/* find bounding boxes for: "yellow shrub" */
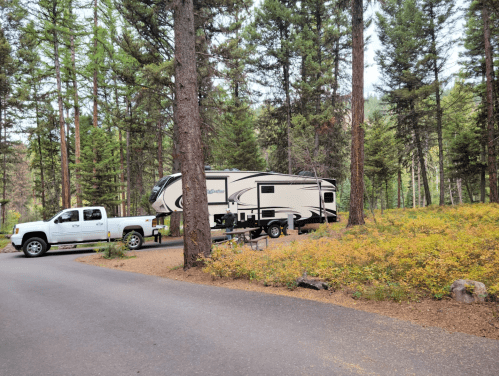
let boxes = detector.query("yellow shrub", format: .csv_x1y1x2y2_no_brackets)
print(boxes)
203,204,499,301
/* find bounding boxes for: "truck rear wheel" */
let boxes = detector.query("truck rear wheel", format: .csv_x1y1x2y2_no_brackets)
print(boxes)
125,231,143,250
23,237,48,258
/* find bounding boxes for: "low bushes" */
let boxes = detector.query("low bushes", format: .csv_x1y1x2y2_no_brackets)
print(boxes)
204,204,499,301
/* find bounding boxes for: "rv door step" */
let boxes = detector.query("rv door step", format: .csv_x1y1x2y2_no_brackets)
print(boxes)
248,235,269,250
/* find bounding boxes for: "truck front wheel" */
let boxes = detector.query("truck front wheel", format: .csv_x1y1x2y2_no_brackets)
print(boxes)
23,237,48,258
124,231,143,250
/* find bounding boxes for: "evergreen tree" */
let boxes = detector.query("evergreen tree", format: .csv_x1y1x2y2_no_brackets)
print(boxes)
376,0,433,206
80,117,122,211
246,0,297,174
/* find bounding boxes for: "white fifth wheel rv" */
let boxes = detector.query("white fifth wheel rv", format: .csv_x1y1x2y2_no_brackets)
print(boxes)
149,170,337,238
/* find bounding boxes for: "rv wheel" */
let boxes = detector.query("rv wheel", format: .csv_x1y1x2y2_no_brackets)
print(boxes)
251,228,262,237
267,223,281,238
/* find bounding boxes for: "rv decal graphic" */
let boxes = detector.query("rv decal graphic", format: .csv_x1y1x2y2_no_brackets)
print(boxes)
207,189,225,194
228,187,254,205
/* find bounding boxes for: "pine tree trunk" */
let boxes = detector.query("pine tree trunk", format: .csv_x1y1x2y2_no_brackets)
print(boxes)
53,30,70,209
428,4,445,206
170,94,181,237
347,0,365,227
397,166,401,208
457,178,463,204
174,0,212,269
126,99,131,216
70,3,82,207
158,120,163,179
284,61,292,175
412,155,416,208
479,138,486,202
412,114,431,206
449,179,454,205
483,5,498,203
2,121,6,225
93,0,98,129
33,85,47,219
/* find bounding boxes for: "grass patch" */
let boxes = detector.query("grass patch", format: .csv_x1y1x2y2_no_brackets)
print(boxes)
203,204,499,301
97,242,135,259
0,237,11,249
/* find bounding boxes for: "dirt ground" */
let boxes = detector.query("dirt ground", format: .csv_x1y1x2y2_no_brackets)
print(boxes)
74,231,499,341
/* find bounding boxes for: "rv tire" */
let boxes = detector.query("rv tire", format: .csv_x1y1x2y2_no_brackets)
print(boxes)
267,223,281,238
251,228,262,237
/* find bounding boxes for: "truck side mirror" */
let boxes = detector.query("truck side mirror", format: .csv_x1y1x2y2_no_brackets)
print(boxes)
54,218,59,224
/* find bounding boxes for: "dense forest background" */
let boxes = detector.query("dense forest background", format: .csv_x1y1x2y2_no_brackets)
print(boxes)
0,0,497,230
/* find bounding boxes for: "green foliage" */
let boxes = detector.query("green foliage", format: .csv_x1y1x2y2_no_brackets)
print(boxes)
80,117,122,211
1,209,20,233
98,241,133,259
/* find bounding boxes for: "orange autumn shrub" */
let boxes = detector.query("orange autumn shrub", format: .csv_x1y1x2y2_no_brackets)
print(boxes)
204,204,499,301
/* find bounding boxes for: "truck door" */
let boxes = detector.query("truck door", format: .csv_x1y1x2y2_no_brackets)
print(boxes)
81,208,107,241
50,209,82,243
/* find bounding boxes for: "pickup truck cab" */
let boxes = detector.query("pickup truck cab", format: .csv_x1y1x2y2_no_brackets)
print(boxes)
11,206,163,258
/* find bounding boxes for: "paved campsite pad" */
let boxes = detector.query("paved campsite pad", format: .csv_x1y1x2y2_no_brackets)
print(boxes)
77,234,499,340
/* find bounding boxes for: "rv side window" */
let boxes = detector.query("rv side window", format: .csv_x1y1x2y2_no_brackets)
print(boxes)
261,210,275,218
324,192,334,203
261,186,274,194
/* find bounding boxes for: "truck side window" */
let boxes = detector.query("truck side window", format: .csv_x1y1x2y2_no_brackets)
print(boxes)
60,210,79,223
324,192,334,203
84,209,102,221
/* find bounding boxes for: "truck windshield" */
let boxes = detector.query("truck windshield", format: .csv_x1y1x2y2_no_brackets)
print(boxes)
149,176,172,204
45,210,64,222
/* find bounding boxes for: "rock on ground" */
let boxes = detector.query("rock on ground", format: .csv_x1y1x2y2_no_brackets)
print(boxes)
450,279,487,304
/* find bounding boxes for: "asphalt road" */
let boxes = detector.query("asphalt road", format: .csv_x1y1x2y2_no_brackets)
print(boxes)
1,245,498,376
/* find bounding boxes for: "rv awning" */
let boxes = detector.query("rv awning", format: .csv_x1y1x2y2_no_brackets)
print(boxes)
255,180,320,184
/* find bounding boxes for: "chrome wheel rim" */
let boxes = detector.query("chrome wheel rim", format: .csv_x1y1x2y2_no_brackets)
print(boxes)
270,226,280,238
128,235,140,248
27,241,43,255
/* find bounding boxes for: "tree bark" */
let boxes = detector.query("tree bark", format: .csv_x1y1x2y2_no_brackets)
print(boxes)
412,154,416,208
53,30,70,209
412,113,431,205
429,4,445,206
483,5,498,203
169,93,182,237
397,165,401,208
70,3,82,207
174,0,212,269
126,98,131,217
347,0,365,227
34,89,46,219
93,0,98,129
449,179,454,206
284,53,292,174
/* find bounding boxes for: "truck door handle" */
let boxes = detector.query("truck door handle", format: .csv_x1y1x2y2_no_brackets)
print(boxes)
96,223,103,226
72,225,79,227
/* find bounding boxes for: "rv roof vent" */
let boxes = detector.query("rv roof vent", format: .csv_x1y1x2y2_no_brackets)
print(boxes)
298,171,314,177
205,165,211,171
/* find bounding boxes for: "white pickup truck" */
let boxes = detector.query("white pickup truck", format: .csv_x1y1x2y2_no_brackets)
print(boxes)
11,206,163,258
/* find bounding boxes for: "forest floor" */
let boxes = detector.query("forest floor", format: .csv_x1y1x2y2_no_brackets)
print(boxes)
75,231,499,341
